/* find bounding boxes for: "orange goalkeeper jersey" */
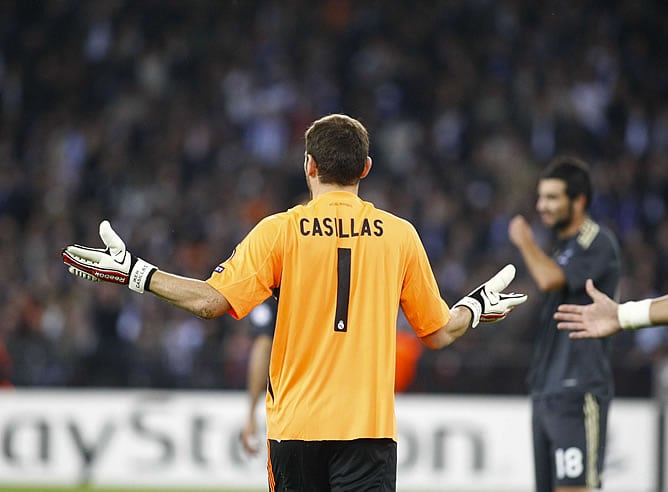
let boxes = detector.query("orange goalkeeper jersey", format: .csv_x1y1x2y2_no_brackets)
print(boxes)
207,190,450,441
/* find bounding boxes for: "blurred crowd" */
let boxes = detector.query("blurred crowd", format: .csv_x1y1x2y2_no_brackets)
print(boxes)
1,0,667,396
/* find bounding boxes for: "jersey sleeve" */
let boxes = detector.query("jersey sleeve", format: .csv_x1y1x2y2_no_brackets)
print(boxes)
206,216,283,320
399,224,451,338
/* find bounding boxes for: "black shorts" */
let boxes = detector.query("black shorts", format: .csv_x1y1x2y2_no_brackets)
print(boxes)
532,393,610,492
267,438,397,492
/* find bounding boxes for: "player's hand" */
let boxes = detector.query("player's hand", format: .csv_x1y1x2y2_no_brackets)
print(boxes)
454,264,528,328
508,215,534,248
555,279,623,338
62,220,157,293
240,415,261,456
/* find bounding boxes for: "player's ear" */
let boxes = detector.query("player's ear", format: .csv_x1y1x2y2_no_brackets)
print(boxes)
305,153,318,177
360,157,372,179
573,193,587,215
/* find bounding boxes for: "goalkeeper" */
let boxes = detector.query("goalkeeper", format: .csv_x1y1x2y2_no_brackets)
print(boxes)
62,114,526,491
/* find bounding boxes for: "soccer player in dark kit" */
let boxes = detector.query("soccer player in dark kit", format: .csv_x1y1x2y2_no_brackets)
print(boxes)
509,156,621,492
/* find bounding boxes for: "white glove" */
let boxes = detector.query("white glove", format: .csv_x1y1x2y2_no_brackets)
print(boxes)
453,264,527,328
62,220,157,293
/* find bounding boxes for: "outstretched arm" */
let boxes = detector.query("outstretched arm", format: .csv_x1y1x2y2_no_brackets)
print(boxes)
420,306,473,349
62,220,230,318
646,297,668,326
555,279,668,338
148,270,230,319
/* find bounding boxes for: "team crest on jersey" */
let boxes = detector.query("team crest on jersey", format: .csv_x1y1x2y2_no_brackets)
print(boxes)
556,248,574,266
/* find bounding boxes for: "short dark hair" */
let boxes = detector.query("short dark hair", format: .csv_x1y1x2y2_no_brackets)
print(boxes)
541,155,593,209
305,114,369,185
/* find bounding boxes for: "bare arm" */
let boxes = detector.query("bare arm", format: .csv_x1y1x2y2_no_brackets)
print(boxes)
62,221,231,319
148,270,231,319
420,306,472,350
508,215,565,291
649,297,668,325
240,334,272,455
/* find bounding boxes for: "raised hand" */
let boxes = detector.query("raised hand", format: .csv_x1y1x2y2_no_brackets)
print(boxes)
454,264,528,328
62,220,157,293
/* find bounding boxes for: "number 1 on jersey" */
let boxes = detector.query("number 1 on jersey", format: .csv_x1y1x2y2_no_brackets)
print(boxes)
334,248,351,332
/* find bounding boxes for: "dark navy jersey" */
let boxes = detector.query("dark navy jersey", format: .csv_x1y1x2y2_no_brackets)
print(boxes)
248,298,277,338
528,218,621,398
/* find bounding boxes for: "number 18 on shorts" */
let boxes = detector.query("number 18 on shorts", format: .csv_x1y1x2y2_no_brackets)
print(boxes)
532,393,609,491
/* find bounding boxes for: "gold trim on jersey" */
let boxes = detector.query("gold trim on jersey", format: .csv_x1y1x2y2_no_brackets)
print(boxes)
577,218,599,250
584,392,600,488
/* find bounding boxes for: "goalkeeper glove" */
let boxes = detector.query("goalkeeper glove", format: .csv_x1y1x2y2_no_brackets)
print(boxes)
62,220,157,294
454,264,527,328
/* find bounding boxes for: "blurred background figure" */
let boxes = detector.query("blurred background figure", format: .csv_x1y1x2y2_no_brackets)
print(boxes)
395,328,424,393
395,311,425,393
0,340,14,389
240,298,276,456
